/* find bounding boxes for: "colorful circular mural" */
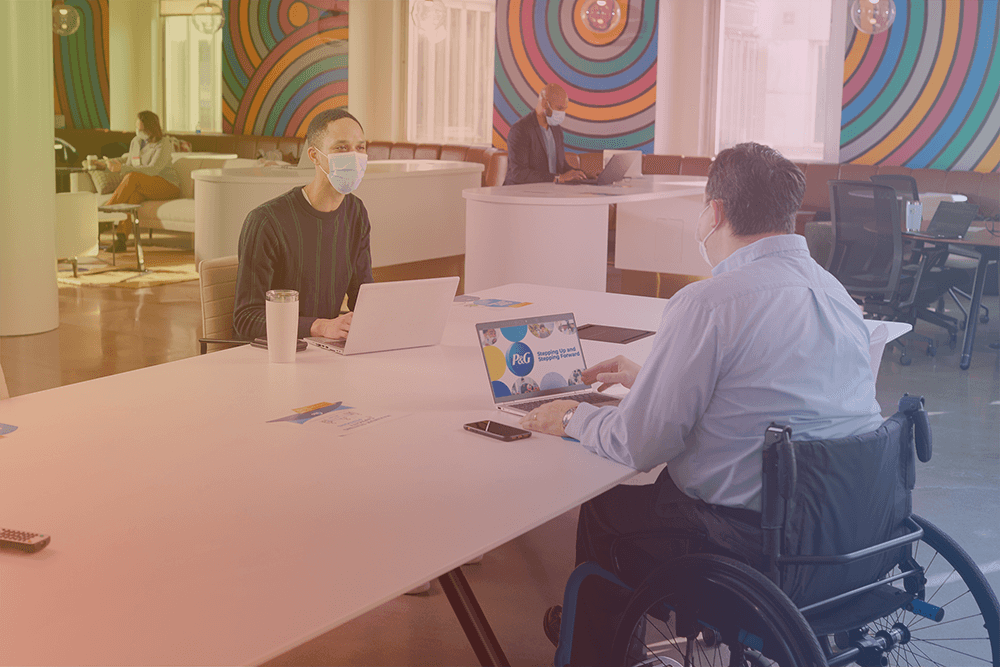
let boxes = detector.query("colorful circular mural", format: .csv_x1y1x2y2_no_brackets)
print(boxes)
841,0,1000,172
493,0,658,153
223,0,348,137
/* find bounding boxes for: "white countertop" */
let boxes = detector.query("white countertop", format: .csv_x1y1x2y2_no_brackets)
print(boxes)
463,174,708,205
193,159,483,184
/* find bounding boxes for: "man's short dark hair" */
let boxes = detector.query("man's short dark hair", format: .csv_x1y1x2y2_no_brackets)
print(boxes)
705,142,805,236
306,108,364,149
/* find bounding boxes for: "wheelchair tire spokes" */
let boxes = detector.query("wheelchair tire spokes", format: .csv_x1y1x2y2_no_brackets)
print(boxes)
848,515,999,667
612,554,827,667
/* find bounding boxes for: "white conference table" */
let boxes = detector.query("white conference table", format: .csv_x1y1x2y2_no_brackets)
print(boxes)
193,159,483,266
0,284,660,666
463,175,710,293
0,283,908,666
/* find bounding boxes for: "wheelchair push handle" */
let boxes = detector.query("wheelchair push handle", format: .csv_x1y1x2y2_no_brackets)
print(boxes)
899,393,932,463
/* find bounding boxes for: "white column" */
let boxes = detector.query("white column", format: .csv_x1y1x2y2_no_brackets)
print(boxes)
348,0,406,141
0,0,59,337
109,0,160,130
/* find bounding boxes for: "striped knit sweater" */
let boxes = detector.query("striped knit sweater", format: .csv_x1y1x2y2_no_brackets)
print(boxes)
233,187,373,340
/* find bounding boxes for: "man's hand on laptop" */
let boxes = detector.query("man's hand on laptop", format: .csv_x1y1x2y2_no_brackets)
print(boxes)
555,169,587,184
310,312,353,340
582,356,641,392
520,399,579,436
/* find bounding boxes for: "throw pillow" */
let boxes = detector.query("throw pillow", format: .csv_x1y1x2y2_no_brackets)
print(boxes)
167,135,192,153
89,169,124,195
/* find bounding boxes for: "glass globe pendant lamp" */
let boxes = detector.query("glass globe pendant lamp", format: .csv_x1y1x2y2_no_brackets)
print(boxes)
191,1,225,34
52,2,81,37
850,0,896,35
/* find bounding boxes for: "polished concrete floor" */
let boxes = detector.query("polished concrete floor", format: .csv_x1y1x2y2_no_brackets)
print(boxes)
1,242,998,666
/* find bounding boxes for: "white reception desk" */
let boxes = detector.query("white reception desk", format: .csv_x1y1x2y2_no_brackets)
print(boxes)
463,175,710,293
193,160,483,266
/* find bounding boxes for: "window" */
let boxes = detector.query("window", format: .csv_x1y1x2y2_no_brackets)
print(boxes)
161,2,223,133
716,0,833,160
406,0,495,145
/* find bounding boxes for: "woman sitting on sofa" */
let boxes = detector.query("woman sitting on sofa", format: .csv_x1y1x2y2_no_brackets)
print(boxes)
94,110,180,251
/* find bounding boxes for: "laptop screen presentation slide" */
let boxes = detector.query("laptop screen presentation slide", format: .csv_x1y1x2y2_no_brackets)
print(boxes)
476,313,620,415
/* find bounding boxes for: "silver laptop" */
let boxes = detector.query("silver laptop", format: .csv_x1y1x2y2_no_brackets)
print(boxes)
475,313,621,415
305,276,459,355
565,153,632,186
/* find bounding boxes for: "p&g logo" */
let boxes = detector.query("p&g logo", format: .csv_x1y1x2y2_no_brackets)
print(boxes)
506,341,534,377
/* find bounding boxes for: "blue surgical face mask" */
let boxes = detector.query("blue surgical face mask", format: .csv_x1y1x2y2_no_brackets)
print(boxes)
697,202,720,268
548,108,566,127
313,149,367,194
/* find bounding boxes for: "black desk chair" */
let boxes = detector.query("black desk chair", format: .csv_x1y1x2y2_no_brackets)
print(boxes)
553,396,1000,666
828,180,963,364
870,175,989,329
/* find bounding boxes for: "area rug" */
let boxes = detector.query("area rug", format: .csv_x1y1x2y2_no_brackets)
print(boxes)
57,246,199,289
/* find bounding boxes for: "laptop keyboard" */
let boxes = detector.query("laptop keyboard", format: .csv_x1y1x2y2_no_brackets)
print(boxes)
513,391,620,413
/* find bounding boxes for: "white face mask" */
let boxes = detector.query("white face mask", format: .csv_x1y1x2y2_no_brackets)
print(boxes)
314,149,367,194
696,202,720,268
136,129,150,142
548,108,566,127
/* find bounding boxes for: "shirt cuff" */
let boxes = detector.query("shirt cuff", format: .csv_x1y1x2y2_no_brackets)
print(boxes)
564,401,598,440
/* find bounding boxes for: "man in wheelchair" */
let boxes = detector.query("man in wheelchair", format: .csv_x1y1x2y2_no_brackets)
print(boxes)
520,143,999,666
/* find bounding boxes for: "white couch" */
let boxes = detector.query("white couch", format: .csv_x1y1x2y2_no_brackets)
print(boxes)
70,153,235,236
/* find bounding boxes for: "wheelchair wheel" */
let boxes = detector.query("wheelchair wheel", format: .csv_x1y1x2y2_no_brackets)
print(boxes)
611,554,827,667
858,514,999,667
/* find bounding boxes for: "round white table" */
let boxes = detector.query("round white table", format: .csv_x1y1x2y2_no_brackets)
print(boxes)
193,160,484,266
463,175,710,293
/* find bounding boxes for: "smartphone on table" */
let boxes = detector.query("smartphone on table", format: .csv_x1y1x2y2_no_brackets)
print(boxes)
252,337,308,352
464,420,532,442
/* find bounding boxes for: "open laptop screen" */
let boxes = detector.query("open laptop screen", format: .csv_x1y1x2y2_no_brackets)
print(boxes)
476,313,589,405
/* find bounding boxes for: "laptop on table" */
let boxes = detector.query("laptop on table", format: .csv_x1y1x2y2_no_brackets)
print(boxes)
908,201,979,240
475,313,621,416
305,276,459,355
564,153,633,186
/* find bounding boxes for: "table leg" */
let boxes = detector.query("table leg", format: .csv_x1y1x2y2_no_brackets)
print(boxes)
131,213,146,272
959,251,991,370
438,567,511,667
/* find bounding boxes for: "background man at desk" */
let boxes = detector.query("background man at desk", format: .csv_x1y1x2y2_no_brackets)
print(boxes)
234,109,373,340
520,142,884,663
502,83,588,185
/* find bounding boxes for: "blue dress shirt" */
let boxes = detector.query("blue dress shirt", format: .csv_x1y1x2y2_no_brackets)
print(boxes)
565,234,884,511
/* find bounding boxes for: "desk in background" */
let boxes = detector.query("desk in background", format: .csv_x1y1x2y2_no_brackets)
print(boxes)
193,160,483,268
463,176,710,293
904,227,1000,369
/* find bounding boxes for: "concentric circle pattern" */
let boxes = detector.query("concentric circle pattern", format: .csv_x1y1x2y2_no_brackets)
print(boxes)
54,0,110,130
223,0,348,137
493,0,658,153
841,0,1000,172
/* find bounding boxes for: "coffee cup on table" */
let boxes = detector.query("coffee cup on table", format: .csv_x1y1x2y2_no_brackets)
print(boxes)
265,290,299,363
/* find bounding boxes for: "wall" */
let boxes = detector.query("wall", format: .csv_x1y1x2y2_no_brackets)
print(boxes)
54,0,110,130
841,0,1000,172
222,0,349,137
493,0,659,153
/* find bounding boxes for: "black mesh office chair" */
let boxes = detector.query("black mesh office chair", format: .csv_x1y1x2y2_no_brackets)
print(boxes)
828,181,963,364
869,175,989,329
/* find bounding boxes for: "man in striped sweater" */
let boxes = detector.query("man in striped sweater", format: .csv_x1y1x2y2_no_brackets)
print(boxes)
233,109,373,341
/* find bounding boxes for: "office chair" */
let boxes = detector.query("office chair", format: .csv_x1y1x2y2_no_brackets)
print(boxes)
828,181,962,364
198,255,246,354
869,175,988,328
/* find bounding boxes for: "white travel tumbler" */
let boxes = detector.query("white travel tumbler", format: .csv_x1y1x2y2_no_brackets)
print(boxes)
265,290,299,363
905,201,923,232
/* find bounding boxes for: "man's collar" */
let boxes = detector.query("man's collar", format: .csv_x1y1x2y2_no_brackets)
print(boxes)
711,234,809,277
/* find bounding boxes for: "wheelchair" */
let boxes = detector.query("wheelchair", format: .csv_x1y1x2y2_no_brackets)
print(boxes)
555,395,1000,666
